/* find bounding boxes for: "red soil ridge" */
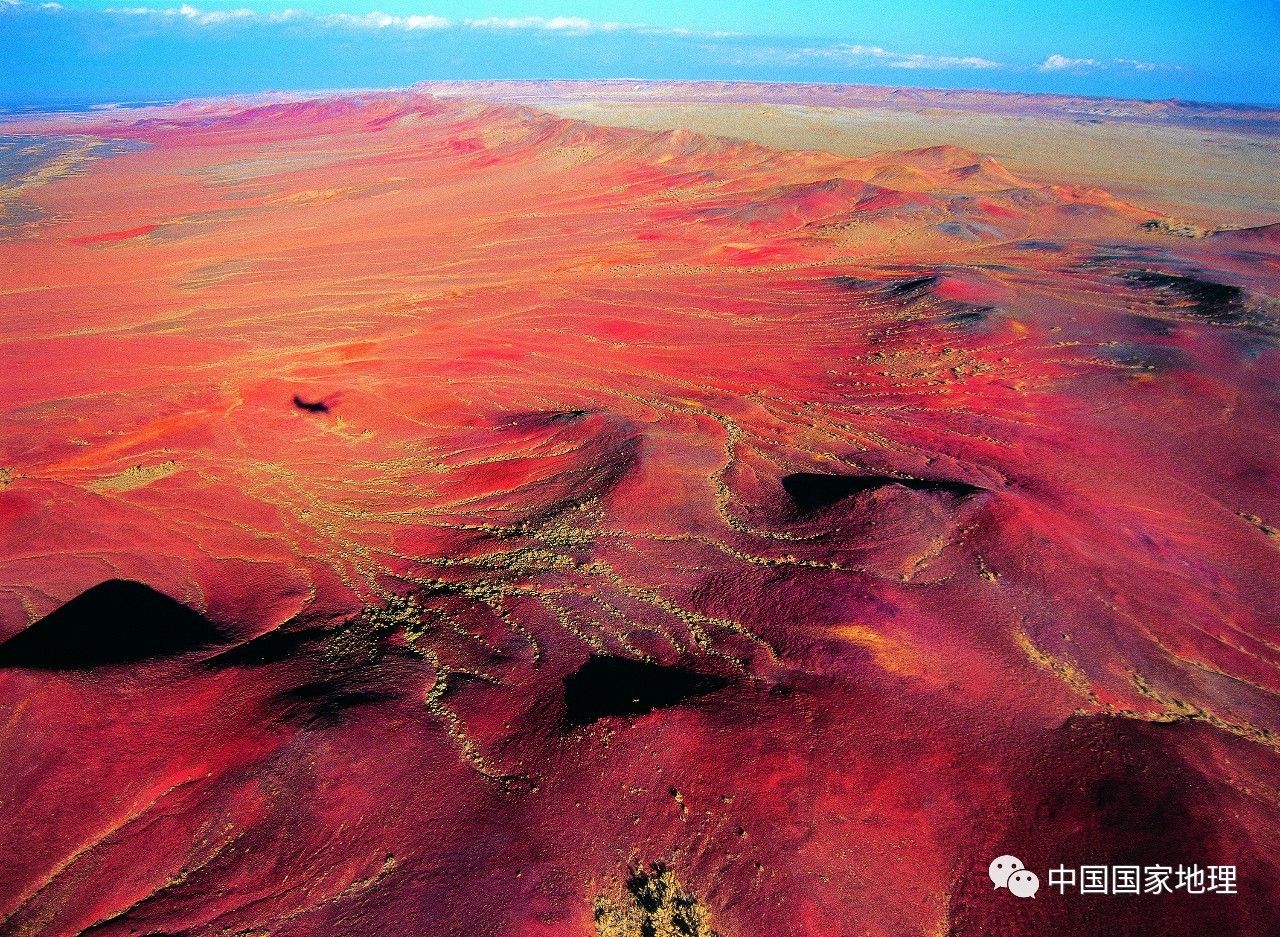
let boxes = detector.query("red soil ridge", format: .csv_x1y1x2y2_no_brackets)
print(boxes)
0,91,1278,937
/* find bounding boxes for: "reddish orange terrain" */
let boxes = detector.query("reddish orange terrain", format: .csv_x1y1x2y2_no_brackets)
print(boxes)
1,91,1279,937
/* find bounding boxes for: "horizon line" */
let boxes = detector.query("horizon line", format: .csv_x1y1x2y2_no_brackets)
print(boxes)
6,77,1280,114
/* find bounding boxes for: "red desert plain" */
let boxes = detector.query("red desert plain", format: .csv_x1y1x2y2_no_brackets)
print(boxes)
1,83,1279,936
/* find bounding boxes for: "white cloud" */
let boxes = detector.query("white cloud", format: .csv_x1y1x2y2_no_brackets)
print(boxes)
111,5,448,29
85,4,669,35
465,15,722,36
890,53,1001,70
1038,53,1181,73
1114,57,1181,72
90,4,676,36
7,2,719,38
769,43,1002,70
114,4,268,26
322,11,449,30
107,4,451,30
1038,53,1104,71
466,16,622,33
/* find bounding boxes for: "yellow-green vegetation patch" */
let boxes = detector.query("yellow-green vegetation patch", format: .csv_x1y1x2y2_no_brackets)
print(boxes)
595,865,722,937
88,459,183,493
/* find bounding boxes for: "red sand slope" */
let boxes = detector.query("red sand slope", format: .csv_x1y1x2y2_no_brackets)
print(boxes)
1,92,1278,936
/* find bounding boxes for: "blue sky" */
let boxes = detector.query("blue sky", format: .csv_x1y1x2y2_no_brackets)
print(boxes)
3,0,1278,106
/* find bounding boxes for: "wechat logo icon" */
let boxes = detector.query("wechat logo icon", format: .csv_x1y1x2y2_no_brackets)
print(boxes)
990,855,1040,898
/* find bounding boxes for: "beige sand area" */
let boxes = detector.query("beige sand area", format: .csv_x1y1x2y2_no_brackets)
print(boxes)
542,102,1280,228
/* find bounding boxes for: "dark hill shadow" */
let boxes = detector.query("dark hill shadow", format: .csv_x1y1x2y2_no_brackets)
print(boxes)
563,655,728,728
781,472,984,515
0,579,227,670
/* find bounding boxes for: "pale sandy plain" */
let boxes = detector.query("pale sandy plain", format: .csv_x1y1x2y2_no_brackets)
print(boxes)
426,80,1280,227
